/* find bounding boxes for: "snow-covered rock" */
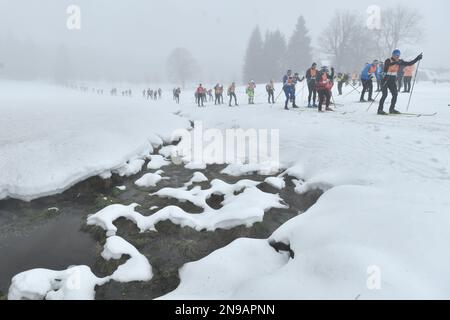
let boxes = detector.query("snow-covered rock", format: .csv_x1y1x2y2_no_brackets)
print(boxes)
8,266,108,300
102,236,152,283
147,155,170,170
135,170,164,187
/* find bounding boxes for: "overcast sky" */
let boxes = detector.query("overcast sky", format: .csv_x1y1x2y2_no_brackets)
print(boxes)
0,0,448,82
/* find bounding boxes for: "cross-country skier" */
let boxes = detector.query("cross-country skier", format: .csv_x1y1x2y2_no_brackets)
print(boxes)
378,49,423,115
376,61,384,92
228,82,238,107
336,73,346,96
292,72,305,103
219,84,224,104
282,70,298,110
266,80,275,104
246,80,256,104
402,65,415,93
306,63,318,108
360,60,378,102
196,84,205,107
316,66,335,113
174,87,181,104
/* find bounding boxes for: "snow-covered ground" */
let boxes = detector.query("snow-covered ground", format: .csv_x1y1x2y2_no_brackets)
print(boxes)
2,79,450,299
0,80,189,201
162,81,450,300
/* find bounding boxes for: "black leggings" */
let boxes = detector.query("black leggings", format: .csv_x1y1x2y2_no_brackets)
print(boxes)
379,77,398,112
318,89,331,111
403,77,412,92
229,92,237,106
267,91,275,103
361,79,373,100
308,81,317,105
338,82,343,95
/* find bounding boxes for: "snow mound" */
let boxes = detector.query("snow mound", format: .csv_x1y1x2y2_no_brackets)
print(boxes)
8,235,152,300
87,203,141,237
184,172,208,188
221,162,280,176
102,236,153,282
147,155,170,170
135,170,164,187
8,266,108,300
88,179,287,232
264,177,286,190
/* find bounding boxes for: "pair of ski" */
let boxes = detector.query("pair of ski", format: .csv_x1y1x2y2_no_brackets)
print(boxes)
382,112,437,118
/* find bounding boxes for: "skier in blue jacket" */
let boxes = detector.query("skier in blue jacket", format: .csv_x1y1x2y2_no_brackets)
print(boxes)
360,60,378,102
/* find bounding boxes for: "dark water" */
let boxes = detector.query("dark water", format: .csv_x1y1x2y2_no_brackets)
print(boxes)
0,157,322,300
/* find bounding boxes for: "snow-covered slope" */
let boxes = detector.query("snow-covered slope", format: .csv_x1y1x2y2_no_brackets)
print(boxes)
0,80,190,201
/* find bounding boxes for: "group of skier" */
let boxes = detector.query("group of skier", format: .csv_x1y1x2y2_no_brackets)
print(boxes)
230,49,423,115
195,83,238,107
143,88,162,100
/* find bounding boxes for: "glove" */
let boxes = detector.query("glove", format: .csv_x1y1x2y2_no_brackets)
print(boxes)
416,53,423,60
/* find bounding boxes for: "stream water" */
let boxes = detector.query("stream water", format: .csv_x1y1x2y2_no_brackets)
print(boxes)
0,156,322,300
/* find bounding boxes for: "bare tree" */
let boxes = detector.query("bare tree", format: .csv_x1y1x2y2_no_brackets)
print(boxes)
319,11,369,72
376,5,423,57
166,47,200,88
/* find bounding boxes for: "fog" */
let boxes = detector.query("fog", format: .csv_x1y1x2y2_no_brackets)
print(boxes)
0,0,448,84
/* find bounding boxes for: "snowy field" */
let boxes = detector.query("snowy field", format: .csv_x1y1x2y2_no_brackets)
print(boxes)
0,80,189,201
2,79,450,299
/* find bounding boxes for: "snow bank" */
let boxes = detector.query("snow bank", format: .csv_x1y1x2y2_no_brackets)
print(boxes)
0,80,189,201
160,239,290,300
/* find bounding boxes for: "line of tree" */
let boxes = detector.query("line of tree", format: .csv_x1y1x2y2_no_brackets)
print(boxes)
243,6,423,81
243,15,312,83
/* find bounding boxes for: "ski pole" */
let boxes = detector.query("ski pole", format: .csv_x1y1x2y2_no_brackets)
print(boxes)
406,58,421,112
343,85,360,98
273,88,284,104
367,79,389,112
